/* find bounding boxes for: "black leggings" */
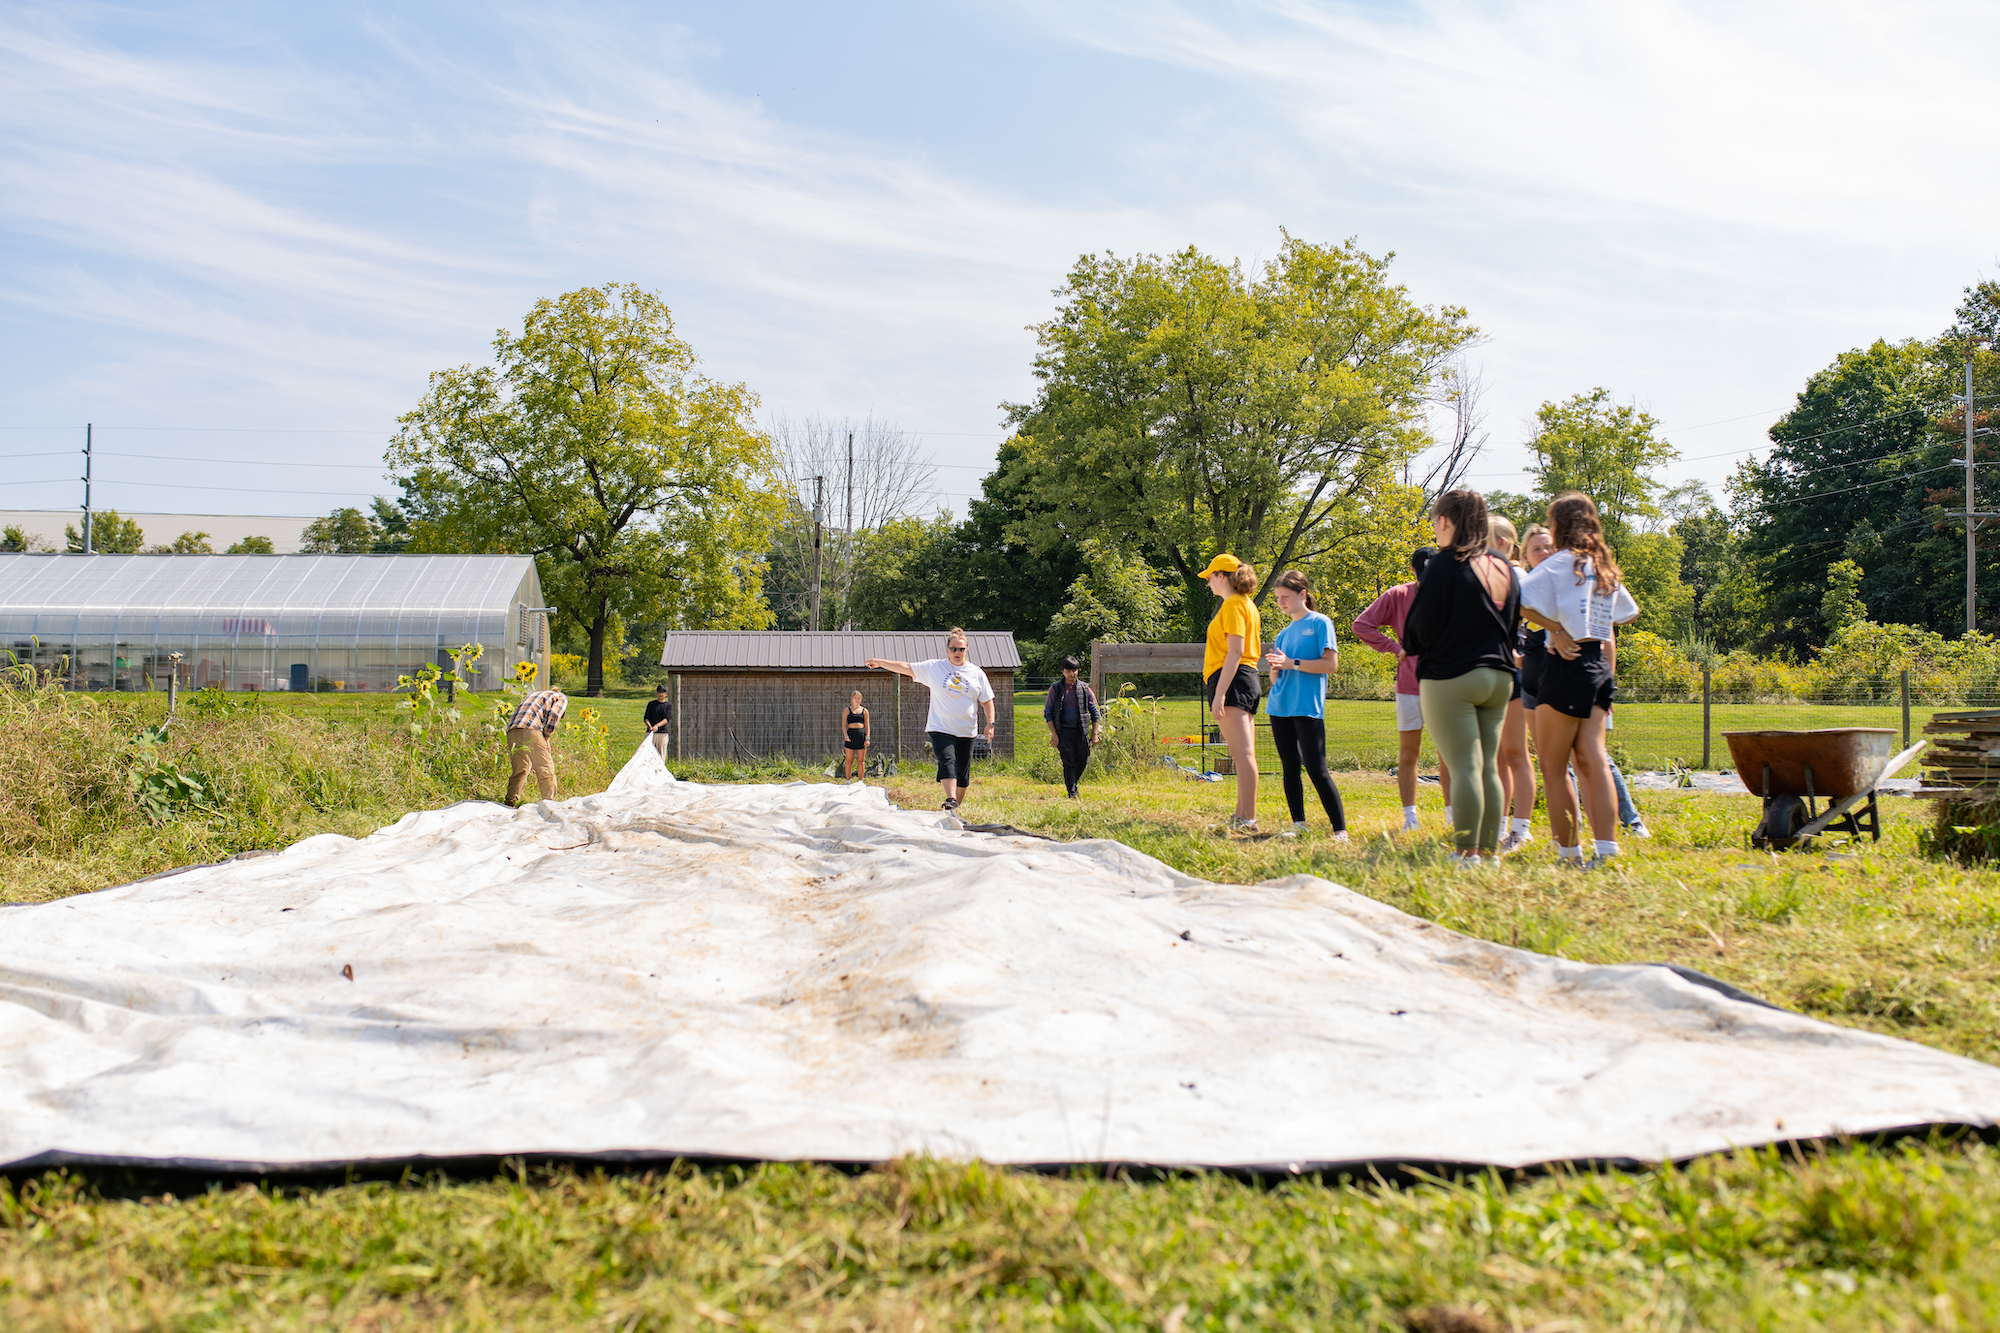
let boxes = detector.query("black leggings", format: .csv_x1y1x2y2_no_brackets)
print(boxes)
929,731,974,787
1269,715,1347,830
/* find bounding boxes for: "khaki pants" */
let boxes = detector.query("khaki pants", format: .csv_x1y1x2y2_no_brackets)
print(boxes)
506,727,558,805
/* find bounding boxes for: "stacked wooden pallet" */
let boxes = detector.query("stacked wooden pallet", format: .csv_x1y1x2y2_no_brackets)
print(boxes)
1920,708,2000,794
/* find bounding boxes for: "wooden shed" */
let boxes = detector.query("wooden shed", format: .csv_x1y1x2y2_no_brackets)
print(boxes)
659,631,1022,764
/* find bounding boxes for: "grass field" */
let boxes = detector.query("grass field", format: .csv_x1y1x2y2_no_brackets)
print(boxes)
5,685,2000,1330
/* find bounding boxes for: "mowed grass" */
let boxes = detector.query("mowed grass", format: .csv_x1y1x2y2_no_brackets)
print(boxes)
7,688,2000,1329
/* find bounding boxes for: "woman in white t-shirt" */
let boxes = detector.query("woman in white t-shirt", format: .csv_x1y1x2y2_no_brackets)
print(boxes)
1516,493,1640,869
865,627,996,813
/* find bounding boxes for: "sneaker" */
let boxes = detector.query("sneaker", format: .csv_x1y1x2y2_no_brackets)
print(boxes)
1401,813,1422,833
1279,821,1307,839
1227,815,1259,835
942,797,959,812
1497,831,1529,855
1582,854,1617,871
1625,820,1652,840
1332,830,1349,843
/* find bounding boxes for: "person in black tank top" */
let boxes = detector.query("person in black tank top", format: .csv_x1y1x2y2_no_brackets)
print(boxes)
841,690,871,781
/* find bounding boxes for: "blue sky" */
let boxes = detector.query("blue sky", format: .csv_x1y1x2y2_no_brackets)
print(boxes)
3,0,1996,521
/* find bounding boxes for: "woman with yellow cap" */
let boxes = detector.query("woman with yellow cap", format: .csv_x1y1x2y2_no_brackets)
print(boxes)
1201,553,1262,833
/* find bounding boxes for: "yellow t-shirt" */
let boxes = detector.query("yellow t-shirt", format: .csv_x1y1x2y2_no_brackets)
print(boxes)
1204,594,1262,679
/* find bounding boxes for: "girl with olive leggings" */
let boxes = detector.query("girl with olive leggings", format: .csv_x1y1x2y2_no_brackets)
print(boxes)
1400,490,1522,860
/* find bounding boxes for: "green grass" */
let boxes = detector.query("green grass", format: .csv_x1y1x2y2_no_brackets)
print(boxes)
1028,696,1932,774
7,684,2000,1329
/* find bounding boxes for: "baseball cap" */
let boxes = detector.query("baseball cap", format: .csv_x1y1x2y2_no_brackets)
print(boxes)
1198,553,1241,578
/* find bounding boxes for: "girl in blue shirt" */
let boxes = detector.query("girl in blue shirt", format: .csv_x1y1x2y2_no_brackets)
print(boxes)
1261,570,1348,839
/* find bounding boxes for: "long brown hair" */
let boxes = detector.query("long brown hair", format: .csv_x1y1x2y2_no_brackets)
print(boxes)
1546,493,1624,593
1271,569,1315,611
1227,562,1259,597
1431,489,1492,560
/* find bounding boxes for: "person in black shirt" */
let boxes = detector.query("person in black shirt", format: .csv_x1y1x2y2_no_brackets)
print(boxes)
1401,490,1521,861
644,682,673,759
841,690,871,780
1042,655,1102,797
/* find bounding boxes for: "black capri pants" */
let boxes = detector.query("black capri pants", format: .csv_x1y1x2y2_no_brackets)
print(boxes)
929,730,975,786
1268,715,1347,831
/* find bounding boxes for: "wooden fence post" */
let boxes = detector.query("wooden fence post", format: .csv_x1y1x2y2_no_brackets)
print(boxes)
1902,669,1911,747
1701,663,1711,770
672,674,682,762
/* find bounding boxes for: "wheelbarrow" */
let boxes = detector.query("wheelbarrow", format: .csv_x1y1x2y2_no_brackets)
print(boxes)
1722,728,1928,849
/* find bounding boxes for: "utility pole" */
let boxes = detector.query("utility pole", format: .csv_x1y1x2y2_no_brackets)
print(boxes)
843,431,854,630
1969,361,1978,635
810,474,824,631
81,423,93,554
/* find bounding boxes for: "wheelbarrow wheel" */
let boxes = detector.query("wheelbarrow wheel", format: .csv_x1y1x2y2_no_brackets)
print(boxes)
1753,792,1808,850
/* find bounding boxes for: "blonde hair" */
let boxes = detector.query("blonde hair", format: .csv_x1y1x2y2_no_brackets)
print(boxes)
1488,516,1517,562
945,627,968,647
1227,562,1258,597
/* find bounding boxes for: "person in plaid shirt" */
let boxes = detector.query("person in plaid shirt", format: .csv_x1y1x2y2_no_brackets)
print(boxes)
505,688,568,806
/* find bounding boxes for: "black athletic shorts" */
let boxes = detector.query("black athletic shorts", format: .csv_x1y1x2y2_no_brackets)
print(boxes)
844,732,868,752
1205,665,1261,716
1510,669,1522,702
929,730,975,785
1535,641,1614,720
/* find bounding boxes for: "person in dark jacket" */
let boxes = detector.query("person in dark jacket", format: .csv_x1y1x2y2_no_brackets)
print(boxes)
1043,656,1102,797
1401,490,1522,862
644,682,673,758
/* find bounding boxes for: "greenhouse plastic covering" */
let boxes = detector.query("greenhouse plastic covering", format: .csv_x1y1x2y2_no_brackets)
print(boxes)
3,742,1998,1174
0,552,543,694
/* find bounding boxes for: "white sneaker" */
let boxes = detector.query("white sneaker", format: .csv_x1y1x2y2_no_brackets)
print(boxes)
1401,813,1422,833
1280,822,1306,839
1333,830,1349,843
1227,815,1259,835
1626,821,1652,840
1497,831,1529,855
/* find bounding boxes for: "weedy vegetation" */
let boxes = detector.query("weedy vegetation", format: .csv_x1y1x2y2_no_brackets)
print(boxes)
5,683,2000,1329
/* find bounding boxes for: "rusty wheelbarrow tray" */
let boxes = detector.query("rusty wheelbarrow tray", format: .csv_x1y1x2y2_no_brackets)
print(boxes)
1722,728,1928,849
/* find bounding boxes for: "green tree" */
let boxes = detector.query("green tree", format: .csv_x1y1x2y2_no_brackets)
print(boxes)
1734,338,1960,650
1821,558,1869,632
1619,531,1694,638
1043,540,1182,668
226,535,276,554
391,283,781,695
1672,503,1759,651
2,524,50,553
148,530,214,554
370,497,412,553
301,508,378,553
1000,232,1475,638
1524,389,1677,545
1300,482,1433,631
65,511,143,553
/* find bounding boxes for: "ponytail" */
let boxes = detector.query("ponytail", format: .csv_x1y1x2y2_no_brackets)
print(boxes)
1271,568,1316,611
1227,562,1259,597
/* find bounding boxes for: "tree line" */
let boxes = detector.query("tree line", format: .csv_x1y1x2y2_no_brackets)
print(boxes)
52,246,1991,696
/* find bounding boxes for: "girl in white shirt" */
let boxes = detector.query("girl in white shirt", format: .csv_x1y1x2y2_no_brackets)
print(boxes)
1517,493,1640,869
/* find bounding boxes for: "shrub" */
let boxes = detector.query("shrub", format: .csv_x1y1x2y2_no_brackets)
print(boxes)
1612,629,1700,701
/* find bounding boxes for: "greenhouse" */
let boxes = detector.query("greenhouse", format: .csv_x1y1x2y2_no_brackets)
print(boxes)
0,553,548,694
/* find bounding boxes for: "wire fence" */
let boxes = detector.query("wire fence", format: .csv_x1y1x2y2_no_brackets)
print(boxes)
1045,672,1960,776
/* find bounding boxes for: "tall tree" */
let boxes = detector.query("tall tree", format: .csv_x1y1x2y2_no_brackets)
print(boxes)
766,415,936,629
1523,389,1677,545
391,283,780,695
999,232,1475,637
1734,339,1959,650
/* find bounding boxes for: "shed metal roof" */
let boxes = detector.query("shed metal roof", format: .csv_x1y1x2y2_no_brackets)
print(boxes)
662,631,1021,671
0,553,540,616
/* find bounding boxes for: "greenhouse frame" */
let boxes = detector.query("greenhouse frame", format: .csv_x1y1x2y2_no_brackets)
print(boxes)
0,553,549,694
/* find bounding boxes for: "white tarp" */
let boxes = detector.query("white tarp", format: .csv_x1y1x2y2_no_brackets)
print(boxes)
4,742,1998,1173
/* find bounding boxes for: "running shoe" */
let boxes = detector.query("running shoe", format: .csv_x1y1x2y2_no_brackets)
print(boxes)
1582,854,1618,871
1401,812,1422,833
1332,830,1350,843
1625,820,1652,839
1227,815,1259,835
942,797,960,812
1279,821,1307,839
1497,831,1532,855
